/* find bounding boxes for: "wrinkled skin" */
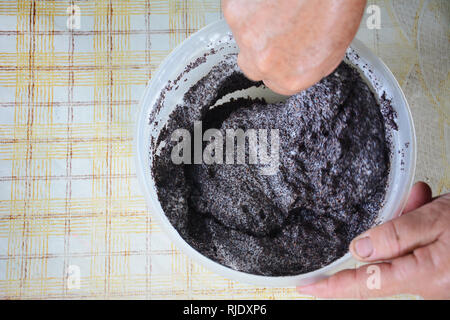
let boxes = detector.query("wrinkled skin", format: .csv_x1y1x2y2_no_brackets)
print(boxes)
222,0,367,95
297,182,450,299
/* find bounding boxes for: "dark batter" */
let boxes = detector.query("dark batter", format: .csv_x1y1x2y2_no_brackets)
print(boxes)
152,55,391,276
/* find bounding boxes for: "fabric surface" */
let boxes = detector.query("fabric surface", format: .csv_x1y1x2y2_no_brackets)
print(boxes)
0,0,448,299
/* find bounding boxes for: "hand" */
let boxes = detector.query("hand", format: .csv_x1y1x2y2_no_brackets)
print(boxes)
297,182,450,299
222,0,367,95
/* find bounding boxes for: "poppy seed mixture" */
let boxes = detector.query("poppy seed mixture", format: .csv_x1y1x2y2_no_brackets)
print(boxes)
152,55,393,276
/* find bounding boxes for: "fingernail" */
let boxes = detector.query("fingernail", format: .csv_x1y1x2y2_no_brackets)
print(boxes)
354,236,373,258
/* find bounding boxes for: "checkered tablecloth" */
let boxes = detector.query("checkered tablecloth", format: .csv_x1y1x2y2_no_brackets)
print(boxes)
0,0,448,299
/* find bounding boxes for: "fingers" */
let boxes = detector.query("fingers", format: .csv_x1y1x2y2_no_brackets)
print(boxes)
297,233,449,299
301,186,449,299
261,67,327,95
237,52,264,81
402,181,432,215
297,245,437,299
297,262,407,299
262,79,300,96
240,49,344,95
350,197,445,262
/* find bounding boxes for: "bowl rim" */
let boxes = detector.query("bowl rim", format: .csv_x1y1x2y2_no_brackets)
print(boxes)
134,19,417,287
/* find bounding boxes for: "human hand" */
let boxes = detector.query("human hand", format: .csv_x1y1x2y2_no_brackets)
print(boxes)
297,182,450,299
222,0,367,95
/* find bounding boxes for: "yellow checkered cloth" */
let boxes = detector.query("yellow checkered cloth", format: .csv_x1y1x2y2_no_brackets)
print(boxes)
0,0,447,299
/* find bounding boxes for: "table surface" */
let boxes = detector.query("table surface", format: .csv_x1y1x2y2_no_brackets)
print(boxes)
0,0,448,299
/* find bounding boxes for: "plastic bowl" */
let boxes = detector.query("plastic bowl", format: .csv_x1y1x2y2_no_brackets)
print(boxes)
134,19,416,287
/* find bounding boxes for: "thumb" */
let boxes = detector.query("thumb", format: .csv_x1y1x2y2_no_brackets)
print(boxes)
350,197,445,262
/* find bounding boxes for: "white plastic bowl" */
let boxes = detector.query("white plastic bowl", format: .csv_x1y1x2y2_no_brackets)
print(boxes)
134,19,416,287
